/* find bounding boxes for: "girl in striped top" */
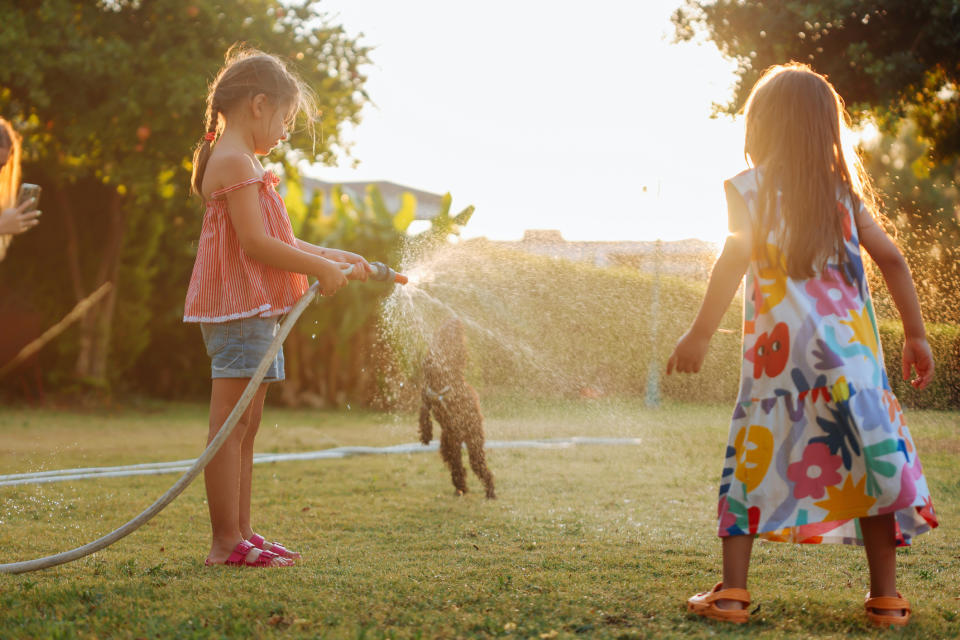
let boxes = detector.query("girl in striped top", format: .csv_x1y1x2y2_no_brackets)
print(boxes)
184,46,371,568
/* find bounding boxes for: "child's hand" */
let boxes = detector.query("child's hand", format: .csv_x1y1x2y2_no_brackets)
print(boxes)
324,248,371,281
315,258,349,296
666,329,710,375
902,336,934,389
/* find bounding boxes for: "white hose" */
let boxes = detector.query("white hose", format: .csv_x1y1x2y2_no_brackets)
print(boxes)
1,438,645,487
0,280,322,574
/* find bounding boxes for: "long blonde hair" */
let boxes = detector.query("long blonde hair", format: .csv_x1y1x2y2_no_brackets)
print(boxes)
0,118,21,209
0,118,22,261
744,63,875,278
191,44,317,196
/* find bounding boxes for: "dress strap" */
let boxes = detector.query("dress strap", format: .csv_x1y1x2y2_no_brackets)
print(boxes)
209,171,278,200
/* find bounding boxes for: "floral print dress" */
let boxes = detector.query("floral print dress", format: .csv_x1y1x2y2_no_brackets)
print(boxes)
718,168,938,546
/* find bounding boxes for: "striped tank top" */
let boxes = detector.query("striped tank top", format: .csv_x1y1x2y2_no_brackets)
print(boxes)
183,170,309,323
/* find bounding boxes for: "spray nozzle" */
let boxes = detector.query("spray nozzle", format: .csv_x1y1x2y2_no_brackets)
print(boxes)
369,261,409,284
338,261,408,284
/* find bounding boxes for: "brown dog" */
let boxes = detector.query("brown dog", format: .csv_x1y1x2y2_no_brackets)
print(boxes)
419,318,495,498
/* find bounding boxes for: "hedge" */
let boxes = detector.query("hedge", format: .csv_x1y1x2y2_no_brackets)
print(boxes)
414,241,960,410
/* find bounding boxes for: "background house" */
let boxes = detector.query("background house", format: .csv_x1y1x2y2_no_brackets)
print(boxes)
301,177,446,220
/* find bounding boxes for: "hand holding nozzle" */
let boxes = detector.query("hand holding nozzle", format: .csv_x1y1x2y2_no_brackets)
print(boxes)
338,261,408,285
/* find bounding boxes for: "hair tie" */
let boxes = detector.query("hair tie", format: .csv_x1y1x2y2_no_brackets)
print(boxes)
204,132,216,142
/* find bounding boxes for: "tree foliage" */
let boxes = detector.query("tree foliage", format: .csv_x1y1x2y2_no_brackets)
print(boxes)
0,0,369,391
863,122,960,324
673,0,960,161
673,0,960,324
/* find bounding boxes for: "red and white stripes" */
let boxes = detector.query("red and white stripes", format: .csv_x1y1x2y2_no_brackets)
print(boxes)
183,171,308,323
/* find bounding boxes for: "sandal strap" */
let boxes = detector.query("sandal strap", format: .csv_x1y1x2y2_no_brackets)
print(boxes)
249,533,299,558
248,548,282,567
265,541,292,555
224,540,255,564
711,588,750,604
703,583,750,604
866,596,910,612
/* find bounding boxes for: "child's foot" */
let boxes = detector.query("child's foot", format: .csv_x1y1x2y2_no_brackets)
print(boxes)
248,533,301,561
205,540,292,567
687,582,750,624
865,592,910,627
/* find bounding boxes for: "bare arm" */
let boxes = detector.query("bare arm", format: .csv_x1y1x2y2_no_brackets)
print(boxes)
217,156,348,295
667,181,751,374
855,204,933,388
295,239,371,280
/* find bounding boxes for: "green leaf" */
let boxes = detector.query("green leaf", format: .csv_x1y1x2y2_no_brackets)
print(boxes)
393,192,417,231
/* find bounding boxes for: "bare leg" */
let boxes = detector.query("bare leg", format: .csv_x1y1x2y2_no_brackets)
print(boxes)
204,379,283,565
717,534,754,610
238,383,268,540
860,513,901,615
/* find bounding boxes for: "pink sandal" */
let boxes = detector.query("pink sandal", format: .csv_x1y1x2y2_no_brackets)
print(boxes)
249,533,302,561
204,540,292,567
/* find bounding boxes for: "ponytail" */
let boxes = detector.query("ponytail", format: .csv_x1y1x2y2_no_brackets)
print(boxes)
190,100,219,196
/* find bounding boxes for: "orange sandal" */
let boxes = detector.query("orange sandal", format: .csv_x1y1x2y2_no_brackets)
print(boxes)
687,582,751,624
865,592,910,628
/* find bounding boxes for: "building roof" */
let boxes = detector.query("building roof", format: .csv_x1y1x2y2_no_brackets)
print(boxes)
301,177,445,220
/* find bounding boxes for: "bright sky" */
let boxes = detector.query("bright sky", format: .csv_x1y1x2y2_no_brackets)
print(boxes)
312,0,747,243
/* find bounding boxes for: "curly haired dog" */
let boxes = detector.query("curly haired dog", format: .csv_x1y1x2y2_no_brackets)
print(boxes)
419,318,495,499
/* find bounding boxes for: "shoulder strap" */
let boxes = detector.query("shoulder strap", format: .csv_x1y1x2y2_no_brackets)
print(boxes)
209,174,266,200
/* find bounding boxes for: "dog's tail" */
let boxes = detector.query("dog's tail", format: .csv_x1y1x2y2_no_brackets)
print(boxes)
418,391,433,445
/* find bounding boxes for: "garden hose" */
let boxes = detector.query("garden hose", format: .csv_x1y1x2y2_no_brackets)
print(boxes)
0,261,408,575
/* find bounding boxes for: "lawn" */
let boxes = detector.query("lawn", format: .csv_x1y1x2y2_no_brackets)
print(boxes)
0,398,957,639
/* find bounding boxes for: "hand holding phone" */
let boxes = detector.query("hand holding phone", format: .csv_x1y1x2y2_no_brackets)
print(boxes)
0,183,42,235
17,183,41,212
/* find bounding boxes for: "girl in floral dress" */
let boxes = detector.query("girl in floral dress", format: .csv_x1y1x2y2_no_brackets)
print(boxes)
667,63,938,627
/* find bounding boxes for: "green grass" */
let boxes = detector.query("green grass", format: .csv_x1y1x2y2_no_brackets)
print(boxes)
0,399,958,639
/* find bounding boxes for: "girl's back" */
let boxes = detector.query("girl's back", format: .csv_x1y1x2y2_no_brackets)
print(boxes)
714,66,937,547
673,62,936,629
728,168,884,404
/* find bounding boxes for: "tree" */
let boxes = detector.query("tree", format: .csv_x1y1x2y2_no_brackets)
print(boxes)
672,0,960,162
0,0,369,390
673,0,960,324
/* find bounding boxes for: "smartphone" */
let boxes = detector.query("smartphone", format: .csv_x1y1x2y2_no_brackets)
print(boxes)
17,183,41,212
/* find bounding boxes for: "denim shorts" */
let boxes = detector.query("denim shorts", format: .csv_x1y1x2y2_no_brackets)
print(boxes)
200,316,285,382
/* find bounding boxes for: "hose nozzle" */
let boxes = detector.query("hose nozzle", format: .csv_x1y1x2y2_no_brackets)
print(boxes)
369,261,408,285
